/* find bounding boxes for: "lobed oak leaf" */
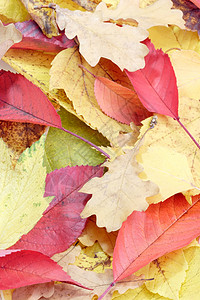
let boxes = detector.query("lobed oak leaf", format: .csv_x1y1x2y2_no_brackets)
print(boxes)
55,3,149,71
11,165,103,256
12,20,75,52
13,282,54,300
49,48,131,144
80,146,159,232
0,70,62,127
0,21,22,59
94,76,152,125
98,0,185,29
0,249,84,289
0,135,52,249
113,194,200,282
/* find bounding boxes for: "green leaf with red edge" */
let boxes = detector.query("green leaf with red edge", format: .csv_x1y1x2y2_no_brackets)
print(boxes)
0,249,87,290
11,165,104,257
125,39,179,119
94,76,152,125
113,193,200,282
0,70,62,128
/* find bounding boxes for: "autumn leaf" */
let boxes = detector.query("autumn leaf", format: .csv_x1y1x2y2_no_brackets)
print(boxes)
94,76,152,125
11,165,103,256
0,0,30,23
13,282,54,300
0,21,22,59
0,249,84,289
0,135,52,249
12,20,75,52
80,146,159,232
125,38,179,119
0,70,62,127
113,194,200,282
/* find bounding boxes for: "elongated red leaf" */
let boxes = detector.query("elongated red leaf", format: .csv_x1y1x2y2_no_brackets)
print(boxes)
113,193,200,282
0,71,61,127
12,20,75,52
11,166,103,256
94,76,152,125
0,249,84,289
125,39,179,119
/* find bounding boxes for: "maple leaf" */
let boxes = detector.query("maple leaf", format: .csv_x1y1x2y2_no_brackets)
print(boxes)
0,135,52,249
98,0,185,29
55,3,149,71
0,21,22,59
112,194,200,282
80,146,159,232
12,20,75,52
0,249,84,289
11,165,103,256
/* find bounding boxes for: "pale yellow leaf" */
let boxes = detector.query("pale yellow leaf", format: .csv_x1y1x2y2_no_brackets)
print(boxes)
97,0,184,29
80,147,159,232
12,283,54,300
0,21,22,60
137,96,200,200
0,136,52,248
170,50,200,101
137,145,195,203
55,3,149,71
49,48,131,144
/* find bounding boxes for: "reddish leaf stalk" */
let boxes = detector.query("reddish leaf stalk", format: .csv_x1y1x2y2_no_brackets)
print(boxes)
61,127,110,158
176,118,200,150
98,282,115,300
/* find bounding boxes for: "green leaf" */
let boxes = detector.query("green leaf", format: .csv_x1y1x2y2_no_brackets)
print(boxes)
44,108,109,173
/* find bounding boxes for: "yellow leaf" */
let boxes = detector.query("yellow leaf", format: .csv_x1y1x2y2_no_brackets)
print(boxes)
137,145,195,203
80,146,159,232
170,50,200,101
136,249,188,300
2,49,76,117
50,47,131,144
0,0,30,23
0,135,52,249
79,216,118,256
98,0,184,30
0,21,22,60
137,96,200,200
55,3,149,72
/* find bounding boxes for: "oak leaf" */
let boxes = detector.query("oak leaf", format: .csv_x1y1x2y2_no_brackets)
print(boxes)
0,21,22,59
80,146,159,232
98,0,185,29
0,135,52,249
13,282,54,300
56,3,149,71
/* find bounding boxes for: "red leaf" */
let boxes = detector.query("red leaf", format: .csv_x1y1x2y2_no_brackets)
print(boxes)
11,166,103,256
113,194,200,282
0,249,85,289
12,20,75,52
125,39,179,119
94,76,152,125
0,71,62,128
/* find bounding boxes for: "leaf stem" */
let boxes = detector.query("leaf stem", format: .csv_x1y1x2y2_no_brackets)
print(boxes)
98,282,115,300
61,127,110,159
176,118,200,150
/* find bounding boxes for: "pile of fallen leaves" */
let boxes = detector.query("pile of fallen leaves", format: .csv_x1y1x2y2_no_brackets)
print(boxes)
0,0,200,299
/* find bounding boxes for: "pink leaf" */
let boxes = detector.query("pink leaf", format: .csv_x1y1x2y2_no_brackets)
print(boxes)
0,71,62,128
94,76,152,125
113,194,200,282
11,166,103,257
12,20,75,52
189,0,200,8
0,249,85,289
125,39,179,119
